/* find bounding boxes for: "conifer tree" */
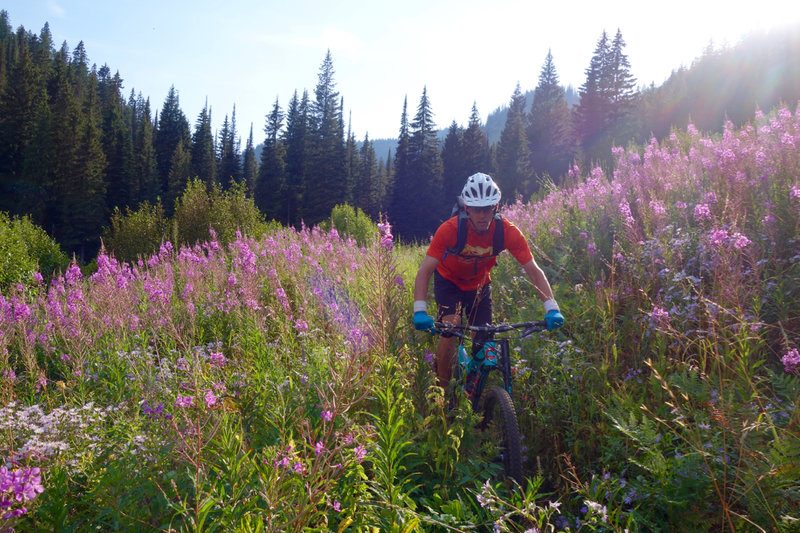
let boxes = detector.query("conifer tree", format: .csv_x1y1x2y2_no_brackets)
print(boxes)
97,65,134,211
344,116,358,207
241,124,258,194
574,30,611,166
355,133,380,217
461,102,491,175
256,97,288,222
398,86,443,239
573,30,637,168
166,141,191,213
305,51,346,225
282,90,310,226
133,96,159,207
528,50,574,188
496,82,531,199
217,106,241,186
388,96,410,228
0,41,39,215
154,86,191,194
190,102,216,187
441,120,465,204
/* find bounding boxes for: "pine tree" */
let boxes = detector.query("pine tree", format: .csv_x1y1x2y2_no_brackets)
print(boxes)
573,30,638,168
190,102,216,186
305,51,346,225
388,96,410,227
528,50,574,188
0,41,39,214
166,141,191,213
241,124,258,195
133,96,160,207
402,86,443,239
441,120,465,203
461,102,491,175
574,30,611,166
282,90,310,226
97,65,134,211
355,133,380,217
256,97,288,222
217,106,241,186
154,86,191,194
497,82,531,199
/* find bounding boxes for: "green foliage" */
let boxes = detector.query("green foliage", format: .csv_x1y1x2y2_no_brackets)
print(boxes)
102,201,170,263
0,211,68,289
172,178,271,247
321,203,378,247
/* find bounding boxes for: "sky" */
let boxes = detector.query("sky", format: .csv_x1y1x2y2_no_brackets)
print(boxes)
5,0,800,142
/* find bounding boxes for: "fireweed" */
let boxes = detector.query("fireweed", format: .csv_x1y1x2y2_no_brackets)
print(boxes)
0,111,798,530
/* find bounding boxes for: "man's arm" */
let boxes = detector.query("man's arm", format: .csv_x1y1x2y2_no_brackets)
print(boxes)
521,259,554,302
414,255,440,304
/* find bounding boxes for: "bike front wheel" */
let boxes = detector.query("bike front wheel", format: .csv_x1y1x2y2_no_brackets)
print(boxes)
478,386,523,485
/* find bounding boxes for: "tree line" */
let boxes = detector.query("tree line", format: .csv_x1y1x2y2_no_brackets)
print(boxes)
1,10,798,254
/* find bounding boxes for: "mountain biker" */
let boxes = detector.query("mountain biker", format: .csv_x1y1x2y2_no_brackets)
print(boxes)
412,172,564,392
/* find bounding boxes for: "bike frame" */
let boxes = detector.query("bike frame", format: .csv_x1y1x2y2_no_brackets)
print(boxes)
435,321,547,409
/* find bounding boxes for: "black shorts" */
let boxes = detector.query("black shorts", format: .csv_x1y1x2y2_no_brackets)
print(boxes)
433,270,492,326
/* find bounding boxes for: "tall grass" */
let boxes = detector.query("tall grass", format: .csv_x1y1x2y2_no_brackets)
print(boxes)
1,106,799,531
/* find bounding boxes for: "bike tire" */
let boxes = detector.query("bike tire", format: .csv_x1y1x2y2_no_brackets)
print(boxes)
479,386,523,484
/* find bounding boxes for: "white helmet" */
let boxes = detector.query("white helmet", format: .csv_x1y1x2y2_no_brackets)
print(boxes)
460,173,501,207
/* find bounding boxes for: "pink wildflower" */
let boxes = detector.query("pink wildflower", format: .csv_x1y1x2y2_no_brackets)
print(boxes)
204,389,217,408
782,349,800,374
730,232,751,250
694,204,712,221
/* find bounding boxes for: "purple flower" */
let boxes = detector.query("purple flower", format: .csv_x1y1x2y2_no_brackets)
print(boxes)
650,306,670,326
209,351,227,367
204,390,217,408
730,232,751,250
709,229,729,246
353,445,367,461
331,500,341,512
321,410,334,422
694,203,712,221
174,395,194,408
782,348,800,374
315,441,325,455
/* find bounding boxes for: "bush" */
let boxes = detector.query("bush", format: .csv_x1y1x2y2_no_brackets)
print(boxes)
322,204,378,247
101,201,171,263
173,179,270,247
0,212,69,290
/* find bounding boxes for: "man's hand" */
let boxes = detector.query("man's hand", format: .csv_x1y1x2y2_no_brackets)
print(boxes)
543,298,563,330
545,309,564,330
413,311,435,332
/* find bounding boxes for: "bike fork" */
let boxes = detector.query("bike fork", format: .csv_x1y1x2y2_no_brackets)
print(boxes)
499,338,512,395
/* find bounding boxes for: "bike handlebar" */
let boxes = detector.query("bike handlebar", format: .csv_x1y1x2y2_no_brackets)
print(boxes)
432,320,548,339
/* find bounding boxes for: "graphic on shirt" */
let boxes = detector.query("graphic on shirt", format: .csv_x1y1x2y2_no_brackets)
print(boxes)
459,243,492,257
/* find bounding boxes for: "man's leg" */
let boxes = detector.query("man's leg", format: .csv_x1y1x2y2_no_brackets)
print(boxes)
435,313,460,391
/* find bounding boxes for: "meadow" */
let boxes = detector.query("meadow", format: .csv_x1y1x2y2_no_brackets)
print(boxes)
1,106,799,532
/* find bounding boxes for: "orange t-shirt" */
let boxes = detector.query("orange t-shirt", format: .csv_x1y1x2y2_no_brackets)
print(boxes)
426,216,534,291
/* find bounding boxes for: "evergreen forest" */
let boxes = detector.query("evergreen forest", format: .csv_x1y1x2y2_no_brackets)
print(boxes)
1,10,799,260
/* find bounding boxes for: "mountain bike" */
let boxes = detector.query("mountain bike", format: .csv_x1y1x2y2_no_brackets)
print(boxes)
432,320,548,485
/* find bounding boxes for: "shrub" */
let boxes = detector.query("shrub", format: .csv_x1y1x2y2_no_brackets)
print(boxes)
101,201,171,263
173,179,270,247
322,204,378,247
0,212,68,290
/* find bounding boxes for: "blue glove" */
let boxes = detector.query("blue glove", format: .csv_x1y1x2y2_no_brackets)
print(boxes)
545,309,564,330
413,311,435,332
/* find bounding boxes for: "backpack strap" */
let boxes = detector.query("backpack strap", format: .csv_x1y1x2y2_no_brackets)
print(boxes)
446,211,470,256
446,212,505,257
492,214,505,256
